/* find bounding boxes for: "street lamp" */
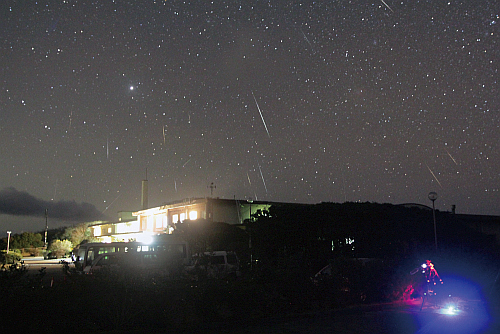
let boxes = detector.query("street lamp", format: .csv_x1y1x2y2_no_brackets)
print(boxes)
428,192,438,251
44,208,48,247
247,198,253,222
247,198,254,270
6,231,11,254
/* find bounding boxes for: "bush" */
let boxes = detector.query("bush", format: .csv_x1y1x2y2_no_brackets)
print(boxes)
0,250,22,264
26,248,43,257
47,239,73,259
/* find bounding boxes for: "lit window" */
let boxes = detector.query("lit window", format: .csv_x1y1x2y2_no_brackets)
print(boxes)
107,227,112,233
180,213,186,222
116,221,140,233
189,211,198,220
147,216,154,230
172,214,178,223
94,226,101,237
155,216,162,229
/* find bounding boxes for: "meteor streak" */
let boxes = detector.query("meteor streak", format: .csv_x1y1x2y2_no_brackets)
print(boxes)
251,91,271,138
68,110,73,132
445,148,458,165
300,28,314,50
426,164,443,188
381,0,394,12
102,193,121,214
258,164,268,193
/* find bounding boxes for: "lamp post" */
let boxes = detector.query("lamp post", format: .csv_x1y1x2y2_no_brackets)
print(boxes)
428,192,438,251
247,198,254,270
44,208,48,247
6,231,11,254
247,198,253,222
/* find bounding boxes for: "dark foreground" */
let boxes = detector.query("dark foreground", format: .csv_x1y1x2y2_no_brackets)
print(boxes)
1,262,498,334
201,300,499,334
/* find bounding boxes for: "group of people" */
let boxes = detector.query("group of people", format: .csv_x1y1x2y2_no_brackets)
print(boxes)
405,260,444,301
422,259,443,285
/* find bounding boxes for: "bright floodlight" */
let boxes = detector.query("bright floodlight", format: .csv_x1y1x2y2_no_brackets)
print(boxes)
137,232,153,245
440,304,459,316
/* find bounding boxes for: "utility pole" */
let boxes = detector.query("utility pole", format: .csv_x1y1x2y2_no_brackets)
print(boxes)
428,192,438,251
6,231,11,254
44,208,48,247
208,182,216,197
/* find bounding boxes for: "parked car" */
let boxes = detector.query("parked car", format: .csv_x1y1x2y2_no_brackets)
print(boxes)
187,251,241,280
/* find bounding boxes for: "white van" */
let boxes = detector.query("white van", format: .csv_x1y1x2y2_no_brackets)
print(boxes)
74,238,189,273
86,251,184,276
187,251,241,279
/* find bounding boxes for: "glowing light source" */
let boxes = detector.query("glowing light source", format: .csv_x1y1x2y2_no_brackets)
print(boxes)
116,221,140,233
137,232,153,244
440,304,459,315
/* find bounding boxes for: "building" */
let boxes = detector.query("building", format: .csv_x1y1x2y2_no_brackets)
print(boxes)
91,198,500,247
91,198,272,243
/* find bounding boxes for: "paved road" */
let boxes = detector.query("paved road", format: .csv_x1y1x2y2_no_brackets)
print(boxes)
15,258,499,334
202,300,498,334
21,257,71,287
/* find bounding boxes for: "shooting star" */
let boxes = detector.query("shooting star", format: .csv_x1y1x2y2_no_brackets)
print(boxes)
247,172,252,186
102,193,121,214
445,148,458,165
182,158,191,168
251,91,271,138
300,28,314,50
381,0,394,12
174,180,177,192
163,125,166,145
52,178,58,201
106,137,109,160
426,164,443,188
258,164,268,193
68,110,73,132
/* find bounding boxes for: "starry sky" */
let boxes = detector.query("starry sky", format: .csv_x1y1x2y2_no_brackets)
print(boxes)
1,1,498,233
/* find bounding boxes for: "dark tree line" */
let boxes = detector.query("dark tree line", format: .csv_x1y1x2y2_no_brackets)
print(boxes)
0,232,44,250
246,202,499,273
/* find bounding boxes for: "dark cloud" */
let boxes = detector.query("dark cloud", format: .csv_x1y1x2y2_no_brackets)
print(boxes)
0,187,106,222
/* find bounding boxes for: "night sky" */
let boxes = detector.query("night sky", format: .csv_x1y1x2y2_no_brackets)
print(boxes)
1,1,498,233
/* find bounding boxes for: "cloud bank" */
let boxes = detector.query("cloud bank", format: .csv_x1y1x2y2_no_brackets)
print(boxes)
0,187,105,222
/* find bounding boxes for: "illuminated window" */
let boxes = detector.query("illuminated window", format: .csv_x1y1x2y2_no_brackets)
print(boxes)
155,216,162,229
116,221,140,233
180,213,186,222
189,211,198,220
94,226,101,237
107,227,112,233
172,214,178,223
147,215,154,230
